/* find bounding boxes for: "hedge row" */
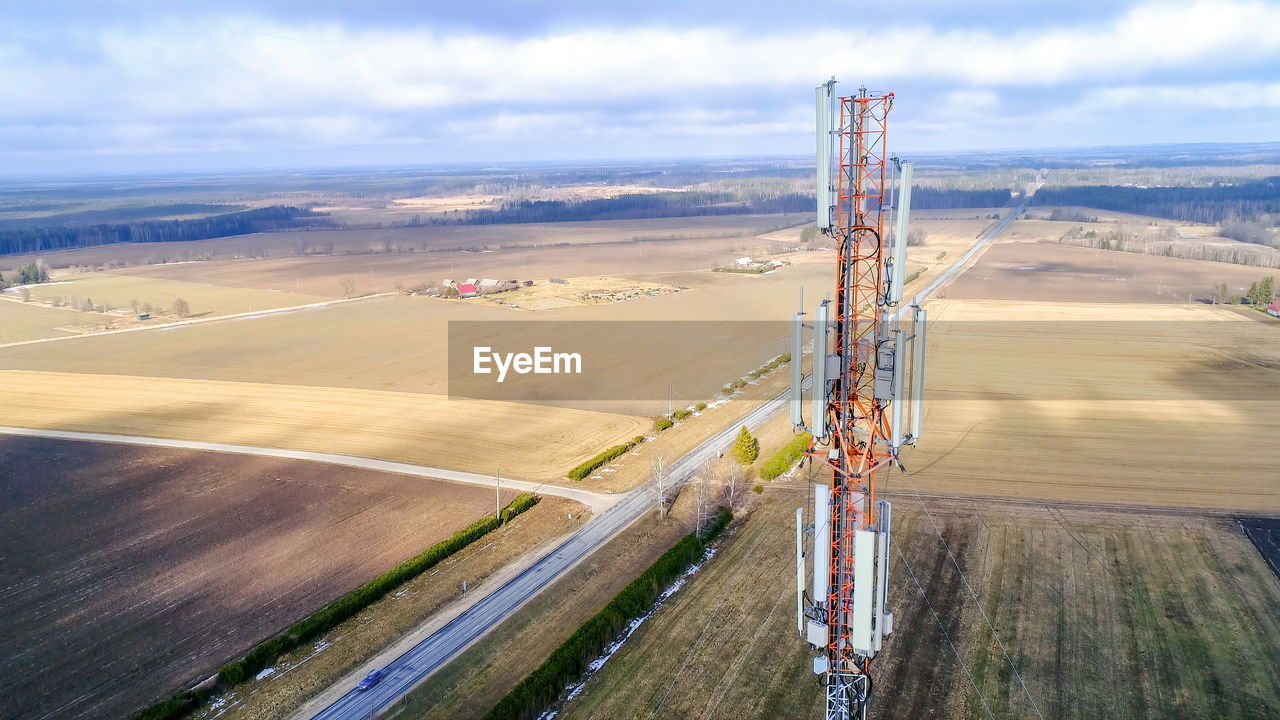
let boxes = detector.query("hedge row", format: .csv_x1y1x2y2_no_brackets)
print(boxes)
484,506,733,720
723,353,791,394
132,493,540,720
760,431,813,480
567,438,640,480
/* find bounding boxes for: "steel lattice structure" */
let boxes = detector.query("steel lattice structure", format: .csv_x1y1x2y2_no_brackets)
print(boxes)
819,87,894,720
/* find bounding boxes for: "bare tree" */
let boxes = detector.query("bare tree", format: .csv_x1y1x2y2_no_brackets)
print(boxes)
651,454,669,521
171,298,190,317
18,287,30,302
694,460,714,537
723,461,744,511
341,276,356,298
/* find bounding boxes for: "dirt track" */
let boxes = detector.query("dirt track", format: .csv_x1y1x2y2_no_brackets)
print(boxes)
0,436,509,720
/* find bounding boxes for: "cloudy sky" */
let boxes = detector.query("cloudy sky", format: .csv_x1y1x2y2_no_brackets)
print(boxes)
3,0,1278,174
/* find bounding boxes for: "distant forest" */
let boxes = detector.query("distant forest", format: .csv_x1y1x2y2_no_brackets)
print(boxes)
911,187,1012,209
1031,177,1280,224
455,187,1011,225
0,206,327,256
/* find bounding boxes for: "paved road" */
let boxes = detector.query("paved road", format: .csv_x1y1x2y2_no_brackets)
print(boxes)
0,426,615,512
305,194,1035,718
307,391,793,720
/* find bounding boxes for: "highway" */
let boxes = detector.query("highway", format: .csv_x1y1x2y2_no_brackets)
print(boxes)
304,195,1033,718
305,389,792,720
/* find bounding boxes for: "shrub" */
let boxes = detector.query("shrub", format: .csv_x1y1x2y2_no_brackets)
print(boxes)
653,417,674,432
672,408,692,420
485,508,732,720
131,691,206,720
694,402,707,411
567,441,636,481
632,435,645,445
760,432,812,480
753,484,764,494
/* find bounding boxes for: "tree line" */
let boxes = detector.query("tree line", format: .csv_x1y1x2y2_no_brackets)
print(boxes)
453,187,1013,226
1031,178,1280,225
0,206,328,256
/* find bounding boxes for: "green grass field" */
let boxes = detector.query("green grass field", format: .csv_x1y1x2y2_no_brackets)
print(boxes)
556,494,1280,720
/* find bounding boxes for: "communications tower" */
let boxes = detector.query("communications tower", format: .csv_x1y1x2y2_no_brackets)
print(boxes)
792,80,927,720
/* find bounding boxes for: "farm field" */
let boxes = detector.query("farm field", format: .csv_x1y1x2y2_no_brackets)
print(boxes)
909,299,1280,511
0,214,806,271
0,264,832,415
0,299,100,342
18,271,322,318
0,371,644,481
107,227,804,300
0,435,513,720
942,242,1276,303
556,494,1280,720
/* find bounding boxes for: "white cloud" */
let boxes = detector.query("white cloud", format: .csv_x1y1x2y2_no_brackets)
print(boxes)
2,0,1277,123
1089,81,1280,109
2,1,1278,166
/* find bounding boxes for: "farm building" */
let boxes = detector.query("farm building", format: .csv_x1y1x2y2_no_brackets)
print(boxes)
1268,300,1280,317
455,283,478,298
733,256,754,267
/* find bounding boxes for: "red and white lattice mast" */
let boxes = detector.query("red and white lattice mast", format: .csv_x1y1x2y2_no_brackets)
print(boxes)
792,80,928,720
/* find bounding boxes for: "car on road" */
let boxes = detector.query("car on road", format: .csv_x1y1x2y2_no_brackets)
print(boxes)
356,669,385,691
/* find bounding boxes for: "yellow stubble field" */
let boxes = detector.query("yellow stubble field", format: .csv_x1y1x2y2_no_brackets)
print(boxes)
906,300,1280,511
0,370,645,481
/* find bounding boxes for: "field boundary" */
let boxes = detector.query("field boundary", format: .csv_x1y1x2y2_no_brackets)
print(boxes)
0,426,616,510
0,292,394,350
133,494,541,720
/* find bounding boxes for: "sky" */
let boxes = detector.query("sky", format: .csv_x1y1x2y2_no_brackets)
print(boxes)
2,0,1279,174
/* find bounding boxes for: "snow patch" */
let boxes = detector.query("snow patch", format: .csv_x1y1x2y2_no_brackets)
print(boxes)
254,667,277,680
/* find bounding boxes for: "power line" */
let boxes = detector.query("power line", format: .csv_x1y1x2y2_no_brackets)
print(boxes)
893,543,998,720
901,475,1046,720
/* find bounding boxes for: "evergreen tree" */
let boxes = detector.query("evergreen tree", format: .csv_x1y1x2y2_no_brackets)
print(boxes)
732,426,758,465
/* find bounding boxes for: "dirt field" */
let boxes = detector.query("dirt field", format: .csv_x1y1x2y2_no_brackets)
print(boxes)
908,300,1280,511
0,436,510,720
0,264,830,416
556,493,1280,720
0,215,806,271
106,227,803,301
943,243,1276,303
21,271,322,318
0,298,99,342
0,371,645,481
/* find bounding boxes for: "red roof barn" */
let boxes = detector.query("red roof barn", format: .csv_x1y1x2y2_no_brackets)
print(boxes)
456,283,478,298
1268,299,1280,317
